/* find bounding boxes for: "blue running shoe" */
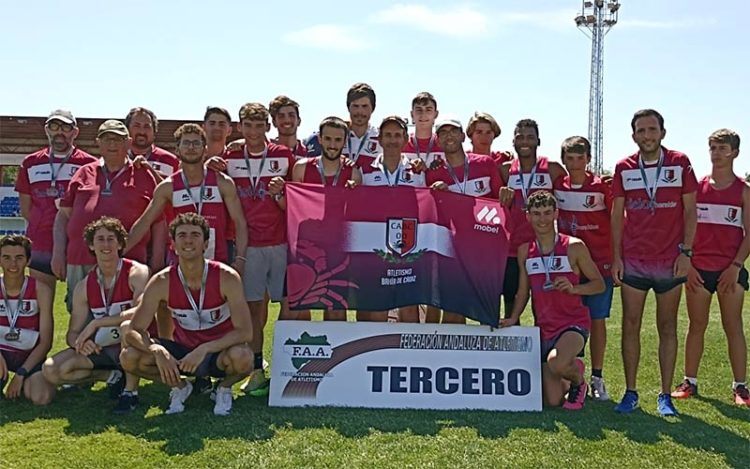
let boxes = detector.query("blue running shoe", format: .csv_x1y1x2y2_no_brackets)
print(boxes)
614,390,639,413
657,393,679,417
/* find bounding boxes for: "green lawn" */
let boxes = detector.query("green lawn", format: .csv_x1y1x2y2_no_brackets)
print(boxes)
1,284,748,468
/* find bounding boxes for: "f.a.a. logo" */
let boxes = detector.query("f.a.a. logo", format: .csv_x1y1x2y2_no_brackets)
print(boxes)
662,169,677,183
386,218,417,257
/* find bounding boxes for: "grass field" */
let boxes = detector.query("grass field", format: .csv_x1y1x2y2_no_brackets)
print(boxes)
1,284,748,468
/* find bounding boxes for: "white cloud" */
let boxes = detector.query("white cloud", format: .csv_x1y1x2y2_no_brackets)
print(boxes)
284,24,370,52
371,4,490,38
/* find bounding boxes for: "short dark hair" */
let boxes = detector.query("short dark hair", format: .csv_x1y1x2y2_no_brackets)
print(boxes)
379,115,409,135
514,119,539,138
346,83,376,110
169,213,210,242
83,216,128,256
411,91,437,109
526,190,557,211
204,106,231,123
174,123,207,145
269,95,300,119
239,102,269,122
709,128,741,151
630,109,664,132
560,136,592,160
125,107,159,133
319,116,349,136
0,234,32,259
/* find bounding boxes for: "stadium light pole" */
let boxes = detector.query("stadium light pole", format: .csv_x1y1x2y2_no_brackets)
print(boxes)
575,0,620,175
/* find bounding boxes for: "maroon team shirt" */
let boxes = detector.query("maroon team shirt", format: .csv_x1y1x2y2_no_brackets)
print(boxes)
301,158,354,186
60,160,158,265
505,156,555,256
224,143,296,247
612,147,698,261
129,145,180,176
554,173,613,277
402,133,444,168
693,175,746,271
425,153,502,199
14,147,97,252
0,276,40,354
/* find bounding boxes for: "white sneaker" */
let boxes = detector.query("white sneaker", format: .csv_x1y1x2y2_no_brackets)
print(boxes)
165,381,193,415
213,386,233,416
590,376,610,401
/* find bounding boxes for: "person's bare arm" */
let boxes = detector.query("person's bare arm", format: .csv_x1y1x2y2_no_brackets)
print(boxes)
124,269,170,353
218,173,248,272
51,207,72,280
148,220,167,273
500,245,530,326
549,161,568,184
20,281,54,371
18,194,31,220
717,183,750,293
558,239,605,295
674,191,697,277
610,196,625,285
126,180,171,253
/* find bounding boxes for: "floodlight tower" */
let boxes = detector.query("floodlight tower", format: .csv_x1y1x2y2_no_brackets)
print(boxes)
575,0,620,175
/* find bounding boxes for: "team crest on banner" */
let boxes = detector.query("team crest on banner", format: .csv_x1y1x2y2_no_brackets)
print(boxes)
386,218,417,257
726,207,739,222
662,169,676,183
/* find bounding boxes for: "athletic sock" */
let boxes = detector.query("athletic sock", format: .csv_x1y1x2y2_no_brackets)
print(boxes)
733,381,746,390
254,352,263,371
592,368,603,379
122,390,138,397
685,376,697,385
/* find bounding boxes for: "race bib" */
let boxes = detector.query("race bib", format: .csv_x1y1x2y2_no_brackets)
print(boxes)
0,325,40,351
94,326,121,347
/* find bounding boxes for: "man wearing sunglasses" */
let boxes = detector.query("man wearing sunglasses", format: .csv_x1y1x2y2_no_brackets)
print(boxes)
14,110,97,301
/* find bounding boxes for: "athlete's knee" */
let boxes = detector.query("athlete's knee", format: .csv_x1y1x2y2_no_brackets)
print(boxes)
119,346,142,373
28,385,54,406
546,355,568,377
227,345,253,374
41,357,62,384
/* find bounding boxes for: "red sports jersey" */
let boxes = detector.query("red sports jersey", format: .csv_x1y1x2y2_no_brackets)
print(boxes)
60,160,158,265
612,148,698,261
506,156,555,256
343,127,380,169
86,259,135,347
526,234,591,340
554,173,613,277
361,155,426,187
171,169,229,262
491,151,513,166
14,147,97,252
224,143,295,247
301,157,355,186
0,276,39,353
425,153,501,199
693,175,746,271
272,138,308,160
168,260,233,350
402,133,444,168
129,145,180,177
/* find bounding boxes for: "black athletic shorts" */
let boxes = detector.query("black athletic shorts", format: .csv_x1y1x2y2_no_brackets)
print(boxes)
697,267,749,294
156,339,225,378
541,326,589,363
86,345,121,370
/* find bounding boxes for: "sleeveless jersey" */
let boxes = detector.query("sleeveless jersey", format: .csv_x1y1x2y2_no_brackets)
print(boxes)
693,175,746,271
506,156,555,256
86,259,135,347
171,169,229,262
526,234,591,339
301,158,355,186
0,276,40,352
402,133,445,168
168,261,233,350
554,173,613,277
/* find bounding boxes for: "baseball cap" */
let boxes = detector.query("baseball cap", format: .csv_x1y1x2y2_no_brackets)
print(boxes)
435,116,463,133
46,109,77,126
97,120,130,138
379,115,409,133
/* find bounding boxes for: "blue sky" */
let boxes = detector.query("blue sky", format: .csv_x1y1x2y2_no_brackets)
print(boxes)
1,1,747,176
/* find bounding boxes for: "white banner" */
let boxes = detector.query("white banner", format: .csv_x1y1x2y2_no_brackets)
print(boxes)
269,321,542,411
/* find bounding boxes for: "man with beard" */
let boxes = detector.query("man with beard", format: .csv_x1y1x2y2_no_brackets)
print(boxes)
402,92,444,169
120,213,253,416
466,112,512,165
499,119,566,323
269,116,360,321
14,110,96,298
125,124,247,268
203,107,234,158
270,96,307,159
0,235,55,404
42,217,149,401
427,117,502,324
611,109,698,417
125,107,180,181
51,120,166,312
306,83,381,169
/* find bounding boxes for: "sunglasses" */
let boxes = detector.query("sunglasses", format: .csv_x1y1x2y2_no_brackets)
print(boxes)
47,122,74,132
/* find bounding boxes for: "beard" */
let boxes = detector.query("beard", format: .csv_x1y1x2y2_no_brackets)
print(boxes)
323,148,342,161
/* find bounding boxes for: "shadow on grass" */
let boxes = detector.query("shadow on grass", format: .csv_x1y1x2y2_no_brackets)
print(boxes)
1,382,747,465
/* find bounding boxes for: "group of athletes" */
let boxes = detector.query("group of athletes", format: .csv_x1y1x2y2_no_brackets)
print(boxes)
0,83,747,417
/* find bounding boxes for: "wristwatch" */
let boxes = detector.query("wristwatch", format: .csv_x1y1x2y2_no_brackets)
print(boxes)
16,367,29,378
273,192,284,202
678,243,693,258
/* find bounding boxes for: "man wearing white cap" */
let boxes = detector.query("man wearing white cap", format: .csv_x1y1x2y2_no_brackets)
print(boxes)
14,110,97,298
426,116,503,324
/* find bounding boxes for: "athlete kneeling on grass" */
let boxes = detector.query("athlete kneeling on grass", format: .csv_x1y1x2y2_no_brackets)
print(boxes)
120,213,253,416
43,217,149,401
501,190,604,410
0,235,55,404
